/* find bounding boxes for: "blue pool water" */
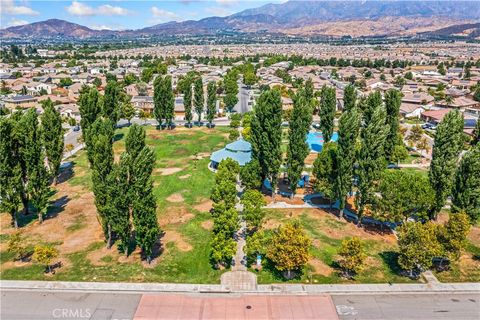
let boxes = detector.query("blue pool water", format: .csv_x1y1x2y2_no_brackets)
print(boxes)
306,132,339,152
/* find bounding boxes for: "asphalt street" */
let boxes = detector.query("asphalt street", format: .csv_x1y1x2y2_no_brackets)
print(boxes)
1,290,479,320
332,293,480,320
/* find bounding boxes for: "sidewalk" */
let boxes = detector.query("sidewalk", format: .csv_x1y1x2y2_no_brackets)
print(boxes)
1,280,478,294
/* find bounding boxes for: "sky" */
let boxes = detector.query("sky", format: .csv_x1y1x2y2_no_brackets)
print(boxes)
0,0,286,30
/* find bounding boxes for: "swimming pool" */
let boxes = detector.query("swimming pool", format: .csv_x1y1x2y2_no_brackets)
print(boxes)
306,132,339,152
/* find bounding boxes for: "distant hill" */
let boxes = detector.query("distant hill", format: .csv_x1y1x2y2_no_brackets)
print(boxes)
0,19,117,39
1,1,479,39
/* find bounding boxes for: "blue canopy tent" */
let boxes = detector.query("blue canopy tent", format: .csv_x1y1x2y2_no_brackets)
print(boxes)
210,139,252,168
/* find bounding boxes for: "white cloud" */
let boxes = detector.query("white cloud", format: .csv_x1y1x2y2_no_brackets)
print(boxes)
216,0,238,7
0,0,39,16
150,6,180,23
6,18,29,27
66,1,130,17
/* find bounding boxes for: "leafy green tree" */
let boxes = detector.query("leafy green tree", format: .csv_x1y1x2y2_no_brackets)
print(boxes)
374,170,434,223
0,117,23,228
335,107,360,218
437,212,470,266
59,77,73,88
121,100,135,125
429,110,464,217
124,73,138,86
241,189,266,231
240,159,262,190
451,145,480,223
398,221,441,278
7,232,29,261
131,147,159,262
17,109,43,215
211,158,239,209
194,77,204,123
105,159,131,252
183,80,193,126
343,84,356,111
250,89,282,199
267,222,311,279
363,91,382,125
78,86,102,165
319,85,336,142
207,81,217,126
153,76,164,128
210,233,236,267
286,91,312,195
245,230,270,264
103,81,120,126
384,89,402,162
29,159,51,223
337,237,366,278
40,99,64,184
141,68,154,83
473,86,480,102
407,124,423,147
313,142,337,206
164,76,175,128
212,207,239,238
224,70,239,112
356,105,389,221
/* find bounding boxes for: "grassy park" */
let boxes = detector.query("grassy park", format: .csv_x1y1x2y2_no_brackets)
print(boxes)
1,125,479,284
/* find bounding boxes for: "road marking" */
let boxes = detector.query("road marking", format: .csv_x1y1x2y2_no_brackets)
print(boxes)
336,305,358,316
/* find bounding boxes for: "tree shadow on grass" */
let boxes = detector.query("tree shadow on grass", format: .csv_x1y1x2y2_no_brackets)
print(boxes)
113,132,124,142
379,251,403,276
46,195,70,220
256,258,304,282
56,162,76,184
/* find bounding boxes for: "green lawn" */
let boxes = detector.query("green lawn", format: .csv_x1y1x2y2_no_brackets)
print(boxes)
0,126,230,283
252,209,418,284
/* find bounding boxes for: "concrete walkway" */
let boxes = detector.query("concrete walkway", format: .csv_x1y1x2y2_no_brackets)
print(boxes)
1,280,478,294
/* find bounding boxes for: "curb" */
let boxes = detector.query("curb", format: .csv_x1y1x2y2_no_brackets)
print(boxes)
1,280,478,295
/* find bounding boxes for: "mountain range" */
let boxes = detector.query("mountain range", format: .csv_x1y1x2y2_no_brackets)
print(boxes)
1,1,479,39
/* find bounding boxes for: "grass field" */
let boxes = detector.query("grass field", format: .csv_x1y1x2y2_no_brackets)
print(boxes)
0,126,230,283
252,208,418,284
0,125,478,284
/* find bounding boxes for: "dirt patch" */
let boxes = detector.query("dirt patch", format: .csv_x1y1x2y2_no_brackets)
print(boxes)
263,218,282,230
468,226,480,246
201,220,213,230
309,258,333,276
193,200,213,212
162,230,192,252
304,153,318,166
158,206,194,227
155,167,183,176
179,174,191,180
264,195,305,205
166,193,184,203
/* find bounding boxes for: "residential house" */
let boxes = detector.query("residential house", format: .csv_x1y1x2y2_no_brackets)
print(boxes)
2,95,38,109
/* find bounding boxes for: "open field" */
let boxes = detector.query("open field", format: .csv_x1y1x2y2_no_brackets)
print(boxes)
1,126,478,284
0,126,230,283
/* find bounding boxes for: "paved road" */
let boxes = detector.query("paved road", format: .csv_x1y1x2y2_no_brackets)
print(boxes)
0,290,141,320
234,82,252,114
2,290,479,320
332,293,480,320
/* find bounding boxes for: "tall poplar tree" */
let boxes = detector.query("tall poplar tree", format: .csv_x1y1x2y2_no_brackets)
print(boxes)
40,99,64,184
131,147,159,262
286,91,312,195
384,89,402,162
153,76,164,128
452,145,480,223
335,107,360,218
363,91,382,125
0,118,22,228
206,81,217,127
78,86,102,165
356,105,389,222
343,84,356,112
319,85,336,142
194,77,204,123
183,80,193,126
103,81,120,126
163,76,175,129
429,110,464,217
250,89,282,199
